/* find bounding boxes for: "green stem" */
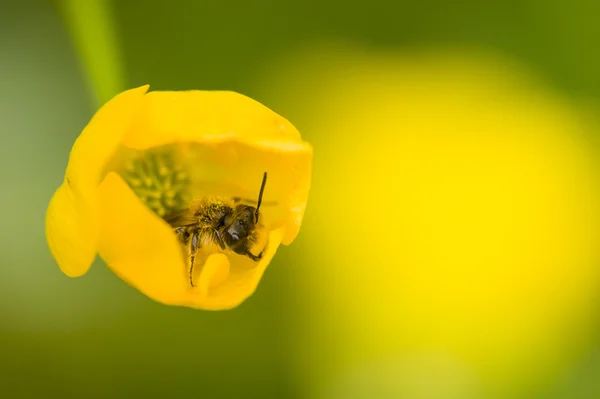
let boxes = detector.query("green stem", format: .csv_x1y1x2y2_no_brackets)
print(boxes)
57,0,125,106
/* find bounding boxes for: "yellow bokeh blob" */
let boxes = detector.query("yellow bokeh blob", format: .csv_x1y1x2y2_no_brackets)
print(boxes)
262,44,600,397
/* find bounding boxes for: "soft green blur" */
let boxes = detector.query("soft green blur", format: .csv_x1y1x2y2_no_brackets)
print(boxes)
1,0,600,398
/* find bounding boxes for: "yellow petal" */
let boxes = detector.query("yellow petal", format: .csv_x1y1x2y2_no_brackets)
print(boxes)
46,182,97,277
183,228,283,310
46,85,149,277
197,253,230,297
97,172,188,302
121,91,312,245
122,91,304,148
68,84,150,193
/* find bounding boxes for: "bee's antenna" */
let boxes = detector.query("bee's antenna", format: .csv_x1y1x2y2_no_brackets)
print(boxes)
255,172,267,221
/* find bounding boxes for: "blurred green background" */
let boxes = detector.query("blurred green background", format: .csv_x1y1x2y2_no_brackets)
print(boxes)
1,0,600,398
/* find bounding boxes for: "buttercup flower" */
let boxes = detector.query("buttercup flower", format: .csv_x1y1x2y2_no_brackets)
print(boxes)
46,85,313,310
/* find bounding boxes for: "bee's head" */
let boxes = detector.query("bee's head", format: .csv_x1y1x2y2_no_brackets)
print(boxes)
225,172,267,242
224,205,257,242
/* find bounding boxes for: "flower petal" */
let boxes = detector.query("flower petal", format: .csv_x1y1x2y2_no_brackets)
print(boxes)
46,182,98,277
197,253,230,297
183,228,284,310
121,91,304,148
68,85,150,192
46,85,149,277
97,172,188,302
120,90,312,245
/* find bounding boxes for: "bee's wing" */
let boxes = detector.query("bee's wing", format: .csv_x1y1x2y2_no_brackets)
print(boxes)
164,209,198,228
232,197,278,206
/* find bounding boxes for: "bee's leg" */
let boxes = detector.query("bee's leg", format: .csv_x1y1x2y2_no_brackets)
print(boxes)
214,230,227,250
232,240,263,262
189,231,200,287
175,227,190,244
237,234,266,262
245,241,264,262
246,250,263,262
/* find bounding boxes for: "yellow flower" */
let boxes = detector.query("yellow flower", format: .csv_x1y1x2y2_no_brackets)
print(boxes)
45,85,313,310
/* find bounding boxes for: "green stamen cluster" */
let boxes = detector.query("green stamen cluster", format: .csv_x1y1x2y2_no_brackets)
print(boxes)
121,149,190,217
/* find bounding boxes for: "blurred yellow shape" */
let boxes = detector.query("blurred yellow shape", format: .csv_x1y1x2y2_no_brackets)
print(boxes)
46,85,312,310
265,45,600,397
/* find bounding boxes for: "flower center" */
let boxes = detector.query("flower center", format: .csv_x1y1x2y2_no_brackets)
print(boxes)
120,148,191,217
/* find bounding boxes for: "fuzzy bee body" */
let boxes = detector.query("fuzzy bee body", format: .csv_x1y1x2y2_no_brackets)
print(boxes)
165,173,268,287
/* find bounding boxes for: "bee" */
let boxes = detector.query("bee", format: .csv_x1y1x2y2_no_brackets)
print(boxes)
165,172,269,287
